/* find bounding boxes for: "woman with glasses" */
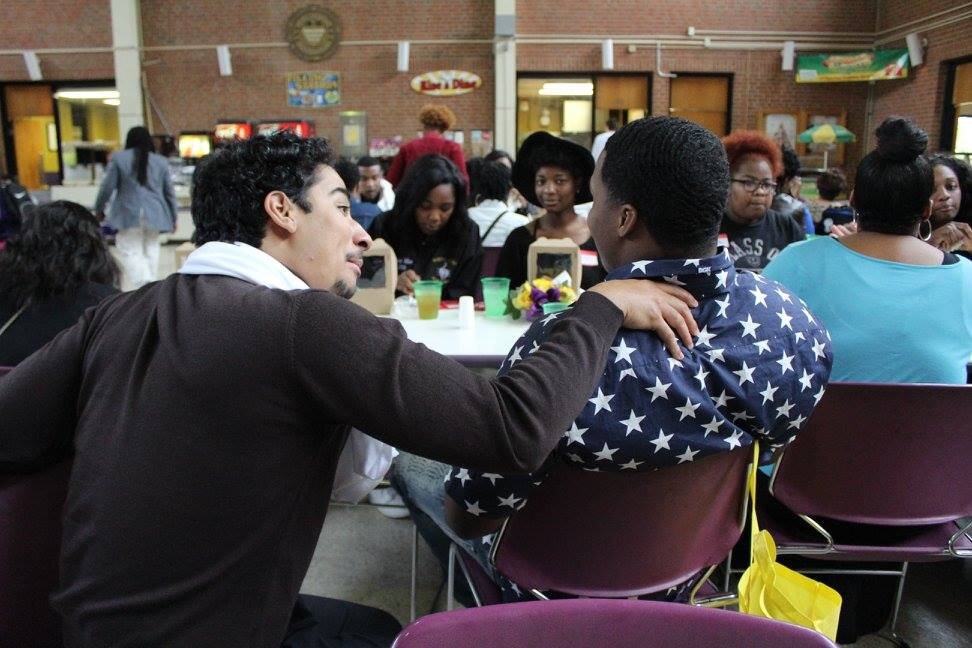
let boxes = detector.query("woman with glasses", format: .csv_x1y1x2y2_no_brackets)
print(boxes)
719,131,806,271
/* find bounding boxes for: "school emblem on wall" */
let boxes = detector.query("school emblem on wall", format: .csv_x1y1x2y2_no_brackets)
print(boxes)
285,5,341,62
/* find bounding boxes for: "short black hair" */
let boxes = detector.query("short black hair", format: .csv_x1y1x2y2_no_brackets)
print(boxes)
473,161,512,203
465,157,485,206
778,145,801,184
191,131,333,247
601,116,729,256
853,117,932,235
381,154,473,249
484,149,513,166
928,153,972,224
333,157,360,192
816,169,847,200
357,155,380,168
0,200,119,309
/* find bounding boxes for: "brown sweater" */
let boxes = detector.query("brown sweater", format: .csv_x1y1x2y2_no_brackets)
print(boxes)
0,273,621,647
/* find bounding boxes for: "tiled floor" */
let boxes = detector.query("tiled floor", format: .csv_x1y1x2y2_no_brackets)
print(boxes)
155,244,971,647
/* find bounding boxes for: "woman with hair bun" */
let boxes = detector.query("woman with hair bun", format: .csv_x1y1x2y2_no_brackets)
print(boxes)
386,104,468,187
765,117,972,383
720,131,806,270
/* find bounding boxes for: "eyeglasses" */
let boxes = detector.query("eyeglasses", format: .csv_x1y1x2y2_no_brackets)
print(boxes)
732,178,777,193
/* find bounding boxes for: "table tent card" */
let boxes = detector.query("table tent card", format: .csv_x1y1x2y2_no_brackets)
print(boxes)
527,237,581,290
351,238,397,315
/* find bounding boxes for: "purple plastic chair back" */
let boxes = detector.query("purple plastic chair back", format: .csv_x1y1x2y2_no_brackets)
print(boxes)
0,364,68,646
771,382,972,526
393,599,836,648
476,248,504,300
0,458,70,647
492,446,750,597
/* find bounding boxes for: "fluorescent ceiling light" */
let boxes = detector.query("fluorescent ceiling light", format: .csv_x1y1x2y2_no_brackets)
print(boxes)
538,82,593,96
103,99,120,106
54,89,120,100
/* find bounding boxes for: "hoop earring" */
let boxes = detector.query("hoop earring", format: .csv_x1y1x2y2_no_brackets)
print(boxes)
918,219,932,241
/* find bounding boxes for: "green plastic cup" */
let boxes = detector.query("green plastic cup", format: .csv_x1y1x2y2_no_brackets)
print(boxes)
542,301,570,315
413,280,443,320
481,277,511,319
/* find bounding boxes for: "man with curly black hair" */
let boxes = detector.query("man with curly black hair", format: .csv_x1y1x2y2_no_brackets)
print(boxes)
0,130,704,647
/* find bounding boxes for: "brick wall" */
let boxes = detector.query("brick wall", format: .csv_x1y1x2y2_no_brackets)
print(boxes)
518,0,878,35
2,0,969,172
871,5,971,151
138,0,495,155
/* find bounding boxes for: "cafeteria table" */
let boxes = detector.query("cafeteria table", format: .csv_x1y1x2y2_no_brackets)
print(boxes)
384,305,530,368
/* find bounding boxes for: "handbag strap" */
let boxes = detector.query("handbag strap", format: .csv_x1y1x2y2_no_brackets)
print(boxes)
0,304,27,338
748,440,760,563
480,210,510,243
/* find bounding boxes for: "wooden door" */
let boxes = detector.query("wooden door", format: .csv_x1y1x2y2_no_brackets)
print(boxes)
4,85,54,188
12,117,54,189
669,76,730,135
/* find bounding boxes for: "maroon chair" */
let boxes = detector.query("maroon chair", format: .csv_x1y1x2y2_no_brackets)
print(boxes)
759,382,972,642
449,445,752,606
475,247,504,300
0,364,70,647
393,599,837,648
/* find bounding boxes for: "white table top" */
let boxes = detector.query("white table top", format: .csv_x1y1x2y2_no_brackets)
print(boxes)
384,307,530,367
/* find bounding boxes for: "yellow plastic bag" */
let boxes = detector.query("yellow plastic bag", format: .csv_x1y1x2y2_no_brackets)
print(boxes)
738,442,842,641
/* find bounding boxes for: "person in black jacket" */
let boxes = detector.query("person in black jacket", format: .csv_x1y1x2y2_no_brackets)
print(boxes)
0,200,119,366
496,131,607,289
369,154,483,300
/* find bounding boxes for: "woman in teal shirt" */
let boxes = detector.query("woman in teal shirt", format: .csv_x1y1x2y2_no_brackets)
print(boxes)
765,118,972,384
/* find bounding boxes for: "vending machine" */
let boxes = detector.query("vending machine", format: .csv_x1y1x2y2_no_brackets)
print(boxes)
213,120,254,148
256,120,316,138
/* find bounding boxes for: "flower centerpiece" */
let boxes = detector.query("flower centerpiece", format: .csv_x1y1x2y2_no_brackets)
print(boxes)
511,276,577,320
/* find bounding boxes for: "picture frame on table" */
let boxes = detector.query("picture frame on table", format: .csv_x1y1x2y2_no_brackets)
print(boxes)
802,110,848,166
757,111,805,153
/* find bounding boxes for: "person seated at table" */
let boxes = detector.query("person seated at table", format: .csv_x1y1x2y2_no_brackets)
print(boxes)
496,132,606,289
830,155,972,257
765,117,972,384
391,116,833,603
386,104,468,187
926,153,972,258
807,168,851,228
720,131,806,271
0,130,702,647
332,157,382,231
771,146,813,235
0,200,119,366
468,160,529,248
369,154,483,300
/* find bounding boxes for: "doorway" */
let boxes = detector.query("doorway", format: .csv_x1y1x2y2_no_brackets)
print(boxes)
941,56,972,156
669,73,732,136
2,84,58,189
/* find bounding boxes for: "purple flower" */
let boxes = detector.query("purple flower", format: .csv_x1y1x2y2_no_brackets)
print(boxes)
546,287,561,302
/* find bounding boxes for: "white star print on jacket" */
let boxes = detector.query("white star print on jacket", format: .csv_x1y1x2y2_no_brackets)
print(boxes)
445,250,833,521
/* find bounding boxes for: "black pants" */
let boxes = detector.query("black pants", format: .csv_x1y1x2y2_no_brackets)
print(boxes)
281,595,402,648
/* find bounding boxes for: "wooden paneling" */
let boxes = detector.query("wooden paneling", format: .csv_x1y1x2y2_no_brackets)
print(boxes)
4,85,54,119
669,76,730,135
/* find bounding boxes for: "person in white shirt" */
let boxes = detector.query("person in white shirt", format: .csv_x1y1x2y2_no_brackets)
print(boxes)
468,160,529,247
591,118,619,162
357,156,395,212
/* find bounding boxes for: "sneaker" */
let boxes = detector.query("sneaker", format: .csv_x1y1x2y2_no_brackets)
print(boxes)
368,487,410,519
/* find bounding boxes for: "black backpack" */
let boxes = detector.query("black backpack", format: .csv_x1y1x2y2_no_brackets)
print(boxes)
815,204,855,236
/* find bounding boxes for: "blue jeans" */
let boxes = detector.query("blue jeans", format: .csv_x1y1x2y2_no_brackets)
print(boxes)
389,453,498,602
